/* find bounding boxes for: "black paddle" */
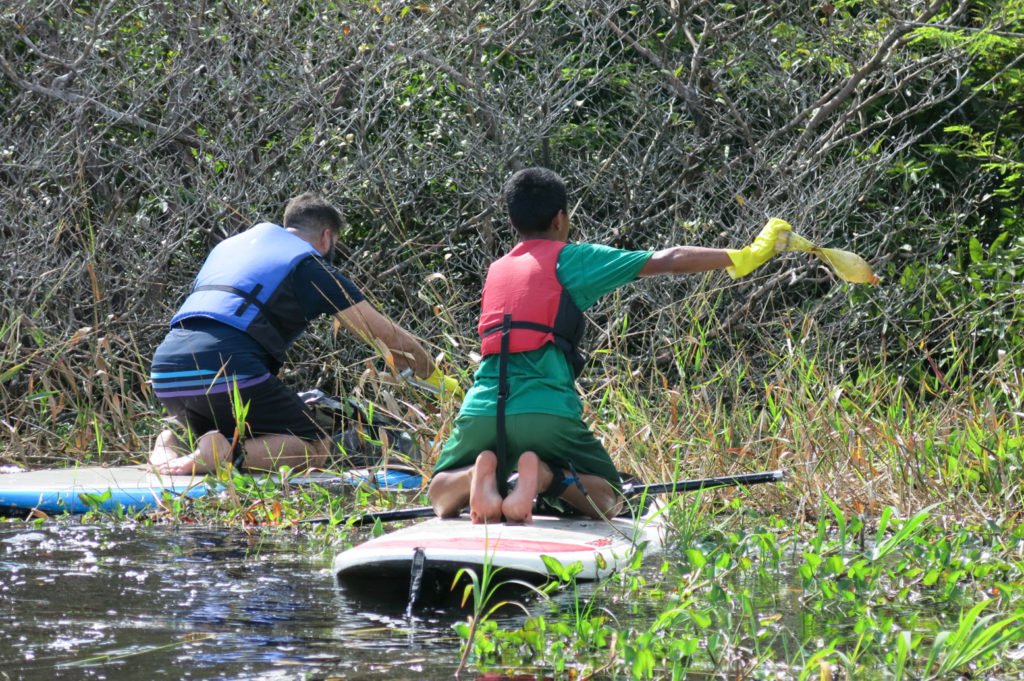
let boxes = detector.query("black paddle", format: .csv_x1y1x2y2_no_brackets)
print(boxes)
622,469,785,496
304,468,785,526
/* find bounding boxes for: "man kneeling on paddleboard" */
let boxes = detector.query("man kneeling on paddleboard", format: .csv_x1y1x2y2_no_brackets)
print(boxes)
428,167,790,524
149,193,461,475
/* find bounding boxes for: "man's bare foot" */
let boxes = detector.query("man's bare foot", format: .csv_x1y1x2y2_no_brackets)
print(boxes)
502,451,546,524
469,451,504,524
149,430,185,467
152,431,231,475
151,454,203,476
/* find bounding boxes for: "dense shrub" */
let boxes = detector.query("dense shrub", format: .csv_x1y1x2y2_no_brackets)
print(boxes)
1,1,1020,459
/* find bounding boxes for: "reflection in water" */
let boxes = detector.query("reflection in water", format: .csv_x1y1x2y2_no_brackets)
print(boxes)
0,523,466,680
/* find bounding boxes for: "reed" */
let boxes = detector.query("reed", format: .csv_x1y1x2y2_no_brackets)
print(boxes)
3,297,1023,526
6,297,1024,678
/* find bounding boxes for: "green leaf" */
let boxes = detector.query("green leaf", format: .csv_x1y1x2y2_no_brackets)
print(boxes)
969,237,983,264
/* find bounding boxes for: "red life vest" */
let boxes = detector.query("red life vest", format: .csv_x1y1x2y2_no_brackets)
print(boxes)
478,239,585,376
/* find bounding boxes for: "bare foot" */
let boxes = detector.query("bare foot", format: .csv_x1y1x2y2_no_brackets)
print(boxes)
502,451,545,524
151,455,202,476
152,431,232,475
469,451,504,524
149,430,184,467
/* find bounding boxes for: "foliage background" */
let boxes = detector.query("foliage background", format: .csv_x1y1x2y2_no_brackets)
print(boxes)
1,0,1021,478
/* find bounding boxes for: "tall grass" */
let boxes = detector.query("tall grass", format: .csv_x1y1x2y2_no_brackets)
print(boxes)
3,293,1022,525
4,276,1023,680
577,326,1024,522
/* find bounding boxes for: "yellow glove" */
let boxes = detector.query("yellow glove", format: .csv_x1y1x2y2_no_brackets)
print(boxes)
424,367,464,400
725,218,793,279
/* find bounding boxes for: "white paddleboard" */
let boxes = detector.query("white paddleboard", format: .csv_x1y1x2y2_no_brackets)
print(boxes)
333,509,663,590
0,465,422,515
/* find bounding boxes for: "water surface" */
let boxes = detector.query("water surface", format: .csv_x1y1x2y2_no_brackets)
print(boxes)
2,522,473,680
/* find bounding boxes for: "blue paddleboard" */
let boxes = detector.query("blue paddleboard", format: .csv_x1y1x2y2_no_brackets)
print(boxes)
0,465,422,515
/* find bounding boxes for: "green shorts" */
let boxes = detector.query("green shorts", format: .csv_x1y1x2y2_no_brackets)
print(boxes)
433,413,620,486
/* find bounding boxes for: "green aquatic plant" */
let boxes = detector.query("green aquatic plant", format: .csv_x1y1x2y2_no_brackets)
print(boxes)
209,380,251,511
619,602,709,679
539,553,622,661
451,530,549,677
920,599,1024,680
871,505,936,561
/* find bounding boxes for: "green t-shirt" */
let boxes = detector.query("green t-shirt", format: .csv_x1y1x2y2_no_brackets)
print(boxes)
459,242,653,419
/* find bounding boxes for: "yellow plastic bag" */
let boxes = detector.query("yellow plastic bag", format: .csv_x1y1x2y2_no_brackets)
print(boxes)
781,232,879,285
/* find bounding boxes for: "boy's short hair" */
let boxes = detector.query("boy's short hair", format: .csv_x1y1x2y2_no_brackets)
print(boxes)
503,167,567,235
283,193,344,234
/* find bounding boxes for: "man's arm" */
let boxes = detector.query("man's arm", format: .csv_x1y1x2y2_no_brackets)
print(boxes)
334,300,434,378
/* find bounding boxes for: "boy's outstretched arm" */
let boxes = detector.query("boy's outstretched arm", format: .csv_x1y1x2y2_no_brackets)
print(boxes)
639,245,733,276
638,218,792,278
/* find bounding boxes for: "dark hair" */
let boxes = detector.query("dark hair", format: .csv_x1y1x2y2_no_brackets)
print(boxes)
502,167,567,235
283,193,343,234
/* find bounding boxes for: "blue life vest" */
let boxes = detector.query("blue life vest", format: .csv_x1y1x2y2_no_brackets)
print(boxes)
171,222,321,364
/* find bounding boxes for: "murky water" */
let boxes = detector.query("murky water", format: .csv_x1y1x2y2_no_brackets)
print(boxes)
7,516,1016,679
1,522,480,680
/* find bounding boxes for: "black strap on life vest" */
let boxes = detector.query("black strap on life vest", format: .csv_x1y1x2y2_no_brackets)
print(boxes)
480,319,556,340
479,287,586,378
191,283,266,317
481,319,584,377
495,313,512,496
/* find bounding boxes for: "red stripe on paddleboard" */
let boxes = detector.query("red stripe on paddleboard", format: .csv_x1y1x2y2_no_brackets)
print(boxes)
357,537,600,553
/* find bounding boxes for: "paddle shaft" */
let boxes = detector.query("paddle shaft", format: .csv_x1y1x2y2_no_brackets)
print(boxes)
307,469,785,526
623,469,785,497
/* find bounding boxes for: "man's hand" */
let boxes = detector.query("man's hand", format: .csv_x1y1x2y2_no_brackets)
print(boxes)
725,218,793,279
335,302,434,377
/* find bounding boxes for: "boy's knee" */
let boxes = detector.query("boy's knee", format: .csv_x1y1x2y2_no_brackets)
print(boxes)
428,475,463,518
428,468,475,518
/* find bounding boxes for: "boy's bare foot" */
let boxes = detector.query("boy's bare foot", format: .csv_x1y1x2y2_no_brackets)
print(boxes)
469,451,504,524
502,451,546,524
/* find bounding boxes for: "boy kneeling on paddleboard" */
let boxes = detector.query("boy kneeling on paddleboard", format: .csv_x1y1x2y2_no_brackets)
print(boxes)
428,167,791,524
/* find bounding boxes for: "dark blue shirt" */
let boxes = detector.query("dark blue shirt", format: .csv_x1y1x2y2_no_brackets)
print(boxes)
151,258,364,398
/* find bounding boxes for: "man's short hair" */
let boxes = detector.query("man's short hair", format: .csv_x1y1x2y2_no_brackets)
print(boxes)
283,193,343,234
502,167,567,235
